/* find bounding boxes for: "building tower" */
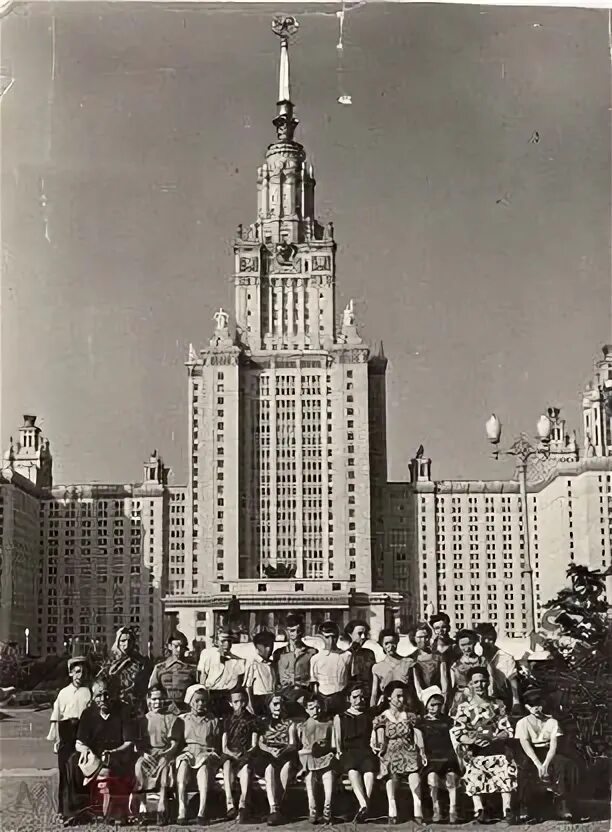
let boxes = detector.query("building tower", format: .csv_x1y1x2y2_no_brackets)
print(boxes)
167,18,401,643
583,344,612,457
3,415,53,489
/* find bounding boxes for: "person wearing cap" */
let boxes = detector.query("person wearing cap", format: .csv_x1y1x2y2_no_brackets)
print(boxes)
417,686,461,824
273,614,316,708
197,628,245,717
514,689,576,822
475,622,521,714
309,621,352,717
47,656,92,824
149,631,198,714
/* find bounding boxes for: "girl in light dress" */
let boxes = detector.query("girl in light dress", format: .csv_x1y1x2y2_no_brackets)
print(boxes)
333,683,378,823
173,684,222,825
371,681,426,825
132,685,179,826
297,694,336,824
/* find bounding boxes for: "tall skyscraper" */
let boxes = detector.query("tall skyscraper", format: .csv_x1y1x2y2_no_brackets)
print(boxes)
164,19,402,644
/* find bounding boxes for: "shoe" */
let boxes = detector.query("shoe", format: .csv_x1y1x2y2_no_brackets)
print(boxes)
238,809,248,824
226,807,238,821
267,811,282,826
156,812,168,827
176,819,189,827
413,818,425,826
555,800,572,821
503,808,516,825
388,817,398,825
196,814,207,827
474,809,487,824
354,806,368,823
136,816,148,828
448,811,460,825
322,807,332,824
431,808,443,823
309,812,319,825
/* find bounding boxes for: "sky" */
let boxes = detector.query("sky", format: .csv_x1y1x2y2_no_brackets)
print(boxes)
2,1,610,486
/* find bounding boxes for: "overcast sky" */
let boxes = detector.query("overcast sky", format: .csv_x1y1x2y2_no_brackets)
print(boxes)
2,2,610,486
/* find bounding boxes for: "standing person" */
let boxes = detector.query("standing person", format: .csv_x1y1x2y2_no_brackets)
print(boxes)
221,687,258,823
197,628,245,717
409,623,448,704
309,621,353,717
344,619,376,688
148,631,198,714
98,627,150,716
47,656,92,825
297,694,337,824
514,689,576,822
371,681,426,825
417,686,461,824
132,685,179,827
173,684,222,826
430,613,460,664
75,679,137,825
244,630,278,716
475,623,521,713
254,693,298,826
273,614,316,709
451,667,518,825
449,630,486,713
370,630,417,710
333,683,378,822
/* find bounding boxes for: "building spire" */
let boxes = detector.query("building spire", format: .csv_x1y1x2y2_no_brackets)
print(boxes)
271,15,299,142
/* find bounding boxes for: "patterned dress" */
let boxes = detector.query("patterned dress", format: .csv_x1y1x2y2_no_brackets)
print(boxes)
451,697,518,796
172,714,221,770
449,655,486,713
372,710,423,777
98,654,150,715
254,716,298,775
134,712,177,791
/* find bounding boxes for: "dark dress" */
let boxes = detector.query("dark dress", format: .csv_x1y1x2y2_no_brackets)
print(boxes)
349,645,376,687
76,703,137,786
337,711,378,774
223,711,257,768
417,715,460,777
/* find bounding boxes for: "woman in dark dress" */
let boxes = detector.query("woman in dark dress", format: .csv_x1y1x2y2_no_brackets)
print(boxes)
97,627,150,716
74,678,137,824
333,683,378,822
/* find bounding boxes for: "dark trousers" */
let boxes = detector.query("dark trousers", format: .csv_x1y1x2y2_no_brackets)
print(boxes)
57,719,80,818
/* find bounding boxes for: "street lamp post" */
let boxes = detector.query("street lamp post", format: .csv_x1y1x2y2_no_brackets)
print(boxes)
485,413,552,645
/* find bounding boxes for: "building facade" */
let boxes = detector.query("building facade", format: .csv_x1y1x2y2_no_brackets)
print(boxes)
163,30,401,645
395,346,612,638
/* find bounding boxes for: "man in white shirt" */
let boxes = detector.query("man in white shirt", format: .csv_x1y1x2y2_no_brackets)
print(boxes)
475,622,521,713
198,629,245,716
244,629,278,715
310,621,352,717
47,656,92,821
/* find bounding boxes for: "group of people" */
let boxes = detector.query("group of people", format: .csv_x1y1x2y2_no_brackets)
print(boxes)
48,614,578,827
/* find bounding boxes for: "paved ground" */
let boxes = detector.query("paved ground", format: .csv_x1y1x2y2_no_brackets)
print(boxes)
1,711,609,832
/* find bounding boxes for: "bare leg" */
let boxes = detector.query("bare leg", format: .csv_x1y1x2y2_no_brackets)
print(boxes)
363,772,375,801
501,791,512,813
196,765,211,818
385,777,398,819
428,772,442,819
264,765,278,813
237,764,250,809
176,762,190,820
348,770,367,810
472,793,484,814
158,785,167,813
408,772,423,819
223,759,235,810
305,772,317,817
446,773,459,817
322,770,335,816
279,761,293,794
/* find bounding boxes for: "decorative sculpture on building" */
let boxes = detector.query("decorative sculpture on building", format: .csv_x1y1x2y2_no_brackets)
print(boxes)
342,299,355,328
213,308,230,331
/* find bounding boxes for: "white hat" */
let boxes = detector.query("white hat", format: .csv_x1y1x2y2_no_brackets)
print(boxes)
420,685,444,707
184,684,208,706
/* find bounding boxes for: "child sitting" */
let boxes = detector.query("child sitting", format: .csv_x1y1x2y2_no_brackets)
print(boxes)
253,693,298,826
221,687,258,823
333,683,378,822
371,681,426,825
297,693,337,824
133,684,179,826
417,686,460,824
244,630,278,716
173,684,221,826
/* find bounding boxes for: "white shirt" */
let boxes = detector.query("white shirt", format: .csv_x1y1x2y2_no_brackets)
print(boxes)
515,714,562,747
310,648,352,695
243,656,277,695
47,684,92,742
487,649,517,697
198,648,245,691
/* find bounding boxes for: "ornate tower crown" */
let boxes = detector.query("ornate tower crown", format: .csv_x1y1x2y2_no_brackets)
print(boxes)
271,15,299,143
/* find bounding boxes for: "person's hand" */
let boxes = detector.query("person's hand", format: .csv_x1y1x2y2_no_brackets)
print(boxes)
271,747,282,758
143,752,156,764
53,741,60,754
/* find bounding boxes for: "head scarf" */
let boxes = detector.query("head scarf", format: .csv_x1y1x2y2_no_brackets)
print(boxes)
420,685,444,708
184,684,208,707
111,626,136,658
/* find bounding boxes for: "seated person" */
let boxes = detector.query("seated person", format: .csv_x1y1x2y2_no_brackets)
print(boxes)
74,679,136,825
221,687,258,823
